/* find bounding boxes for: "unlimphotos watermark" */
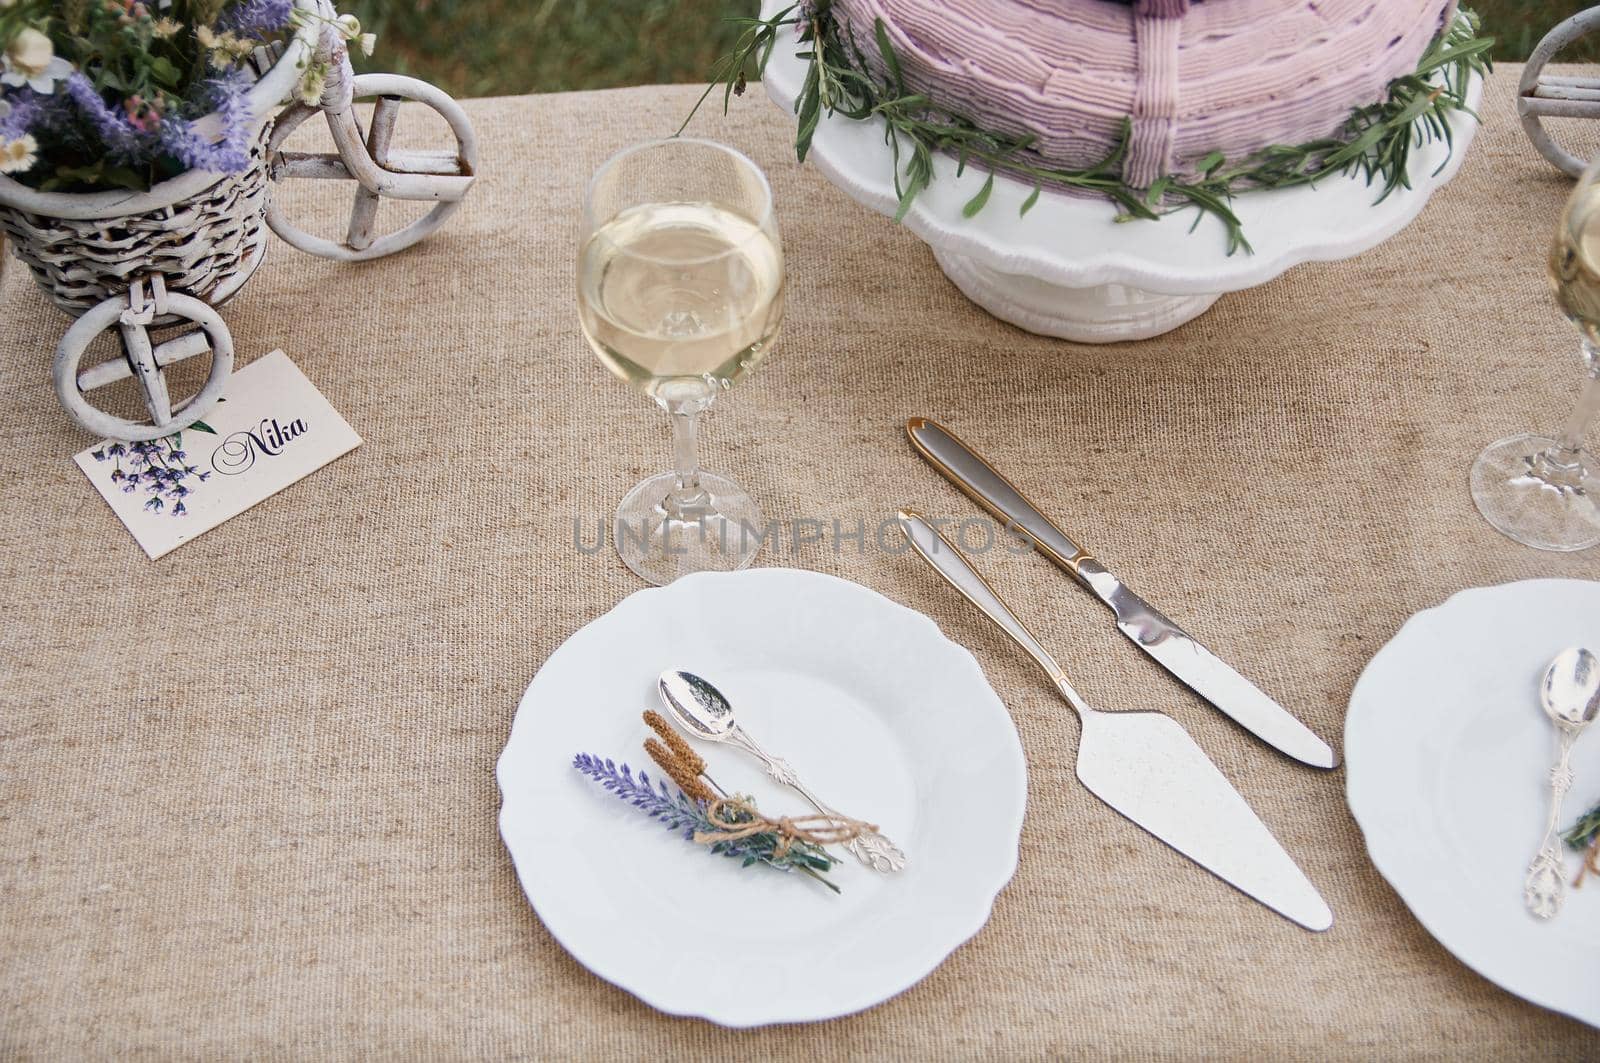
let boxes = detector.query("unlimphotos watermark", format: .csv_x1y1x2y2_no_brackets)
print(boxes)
572,514,1033,557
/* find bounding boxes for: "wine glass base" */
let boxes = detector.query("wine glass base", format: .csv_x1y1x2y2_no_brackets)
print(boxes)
1470,433,1600,552
613,471,766,585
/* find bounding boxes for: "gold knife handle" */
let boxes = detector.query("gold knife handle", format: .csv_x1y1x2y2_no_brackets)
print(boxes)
906,417,1095,578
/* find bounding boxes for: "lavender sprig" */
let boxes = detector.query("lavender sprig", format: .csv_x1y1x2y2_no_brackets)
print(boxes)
162,69,255,173
0,91,36,140
61,73,153,165
572,754,839,890
218,0,294,38
573,754,704,836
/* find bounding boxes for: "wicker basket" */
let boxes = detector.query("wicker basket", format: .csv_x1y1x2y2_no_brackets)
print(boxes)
0,1,318,320
0,129,274,318
0,0,478,441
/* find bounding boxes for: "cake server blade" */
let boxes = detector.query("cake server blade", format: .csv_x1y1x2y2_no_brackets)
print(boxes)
897,510,1333,931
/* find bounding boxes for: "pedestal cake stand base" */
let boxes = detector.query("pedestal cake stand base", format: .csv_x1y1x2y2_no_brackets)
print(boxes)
931,248,1222,343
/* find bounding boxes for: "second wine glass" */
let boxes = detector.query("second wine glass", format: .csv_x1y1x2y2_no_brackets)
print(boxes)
1471,154,1600,552
577,138,784,585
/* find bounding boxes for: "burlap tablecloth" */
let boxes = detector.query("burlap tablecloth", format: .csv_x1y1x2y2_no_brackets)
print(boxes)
2,65,1598,1058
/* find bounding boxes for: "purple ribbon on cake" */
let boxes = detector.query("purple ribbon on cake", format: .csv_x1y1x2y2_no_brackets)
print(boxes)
1129,0,1190,187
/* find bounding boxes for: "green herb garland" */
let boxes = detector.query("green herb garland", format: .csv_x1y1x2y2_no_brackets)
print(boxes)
685,2,1493,254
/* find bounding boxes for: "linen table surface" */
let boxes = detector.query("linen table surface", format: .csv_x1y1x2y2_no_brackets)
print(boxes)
2,66,1598,1058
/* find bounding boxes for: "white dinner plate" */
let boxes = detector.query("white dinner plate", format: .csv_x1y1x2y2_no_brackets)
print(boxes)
1346,579,1600,1028
497,568,1027,1026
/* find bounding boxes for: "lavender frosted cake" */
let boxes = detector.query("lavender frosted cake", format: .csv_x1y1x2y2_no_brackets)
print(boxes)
717,0,1490,249
831,0,1460,186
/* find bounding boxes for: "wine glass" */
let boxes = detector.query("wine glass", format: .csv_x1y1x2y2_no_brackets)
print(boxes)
577,139,784,585
1471,157,1600,552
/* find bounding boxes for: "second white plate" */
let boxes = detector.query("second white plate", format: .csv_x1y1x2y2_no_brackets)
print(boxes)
1347,579,1600,1028
497,568,1028,1027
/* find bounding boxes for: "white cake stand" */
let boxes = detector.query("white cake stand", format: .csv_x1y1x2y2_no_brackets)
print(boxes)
757,3,1484,343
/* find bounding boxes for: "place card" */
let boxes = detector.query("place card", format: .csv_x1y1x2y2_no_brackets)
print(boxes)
73,350,361,559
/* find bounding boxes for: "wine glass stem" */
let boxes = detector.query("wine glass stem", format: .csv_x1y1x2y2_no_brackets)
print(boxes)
665,404,711,519
1552,362,1600,458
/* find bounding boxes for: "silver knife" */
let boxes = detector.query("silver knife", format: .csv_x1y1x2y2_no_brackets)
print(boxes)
897,510,1332,931
906,416,1337,770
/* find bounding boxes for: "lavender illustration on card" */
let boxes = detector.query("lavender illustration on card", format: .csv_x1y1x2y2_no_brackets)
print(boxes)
70,351,362,562
89,424,215,517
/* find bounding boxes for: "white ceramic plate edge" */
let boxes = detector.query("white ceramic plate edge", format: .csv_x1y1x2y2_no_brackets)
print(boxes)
495,568,1029,1027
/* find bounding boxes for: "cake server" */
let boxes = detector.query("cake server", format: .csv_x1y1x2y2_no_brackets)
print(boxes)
905,416,1337,770
897,510,1332,931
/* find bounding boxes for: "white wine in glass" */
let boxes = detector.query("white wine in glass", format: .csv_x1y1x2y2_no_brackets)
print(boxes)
577,139,785,584
579,202,782,400
1471,158,1600,551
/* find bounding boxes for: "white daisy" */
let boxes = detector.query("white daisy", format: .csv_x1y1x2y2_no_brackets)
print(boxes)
0,134,39,175
2,29,73,93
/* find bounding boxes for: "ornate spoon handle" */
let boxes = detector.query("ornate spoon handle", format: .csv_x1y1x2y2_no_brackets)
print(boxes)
726,724,908,873
1525,726,1579,919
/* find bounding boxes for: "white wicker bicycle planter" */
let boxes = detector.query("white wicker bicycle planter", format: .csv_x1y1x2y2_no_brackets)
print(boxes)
0,0,477,441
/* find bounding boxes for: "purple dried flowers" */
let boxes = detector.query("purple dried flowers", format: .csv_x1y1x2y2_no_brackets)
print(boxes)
0,91,35,139
218,0,294,38
161,69,254,173
572,754,839,890
0,0,367,192
61,72,154,164
574,755,706,837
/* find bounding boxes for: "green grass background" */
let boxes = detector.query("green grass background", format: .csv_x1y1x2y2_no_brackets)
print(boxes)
347,1,1595,99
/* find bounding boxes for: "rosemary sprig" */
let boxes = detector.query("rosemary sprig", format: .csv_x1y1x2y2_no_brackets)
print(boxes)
1564,799,1600,851
676,5,802,139
688,2,1493,255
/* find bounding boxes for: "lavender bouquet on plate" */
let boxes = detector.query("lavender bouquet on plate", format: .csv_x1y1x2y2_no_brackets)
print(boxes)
573,753,843,892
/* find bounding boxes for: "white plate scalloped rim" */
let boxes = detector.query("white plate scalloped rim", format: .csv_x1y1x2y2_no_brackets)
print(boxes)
1346,579,1600,1029
757,0,1483,296
497,568,1028,1027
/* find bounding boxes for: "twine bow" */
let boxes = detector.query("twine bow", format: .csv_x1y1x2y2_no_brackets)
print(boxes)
693,797,876,858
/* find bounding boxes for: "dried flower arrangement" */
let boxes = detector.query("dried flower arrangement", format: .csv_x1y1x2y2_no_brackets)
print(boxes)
0,0,371,192
573,710,886,894
573,754,844,892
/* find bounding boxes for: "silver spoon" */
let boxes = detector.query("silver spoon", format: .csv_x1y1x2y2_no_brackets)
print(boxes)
656,669,907,873
1524,646,1600,919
